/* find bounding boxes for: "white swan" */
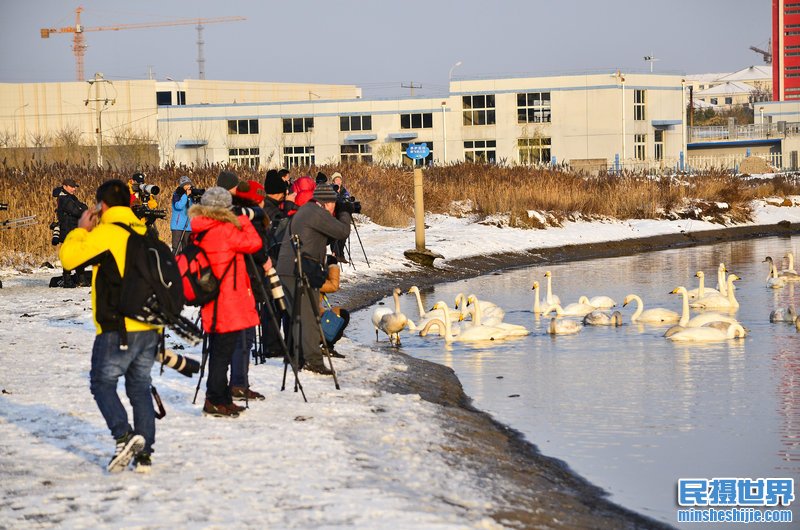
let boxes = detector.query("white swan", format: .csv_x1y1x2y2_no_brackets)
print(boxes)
623,294,680,324
547,317,582,335
467,301,529,336
371,307,393,340
377,288,409,345
781,251,800,276
587,295,616,309
686,271,720,300
667,323,746,342
430,302,510,342
466,294,505,322
779,252,800,280
770,307,797,323
664,287,741,337
531,281,547,315
405,286,460,333
690,274,740,310
583,310,623,326
453,293,473,321
715,263,728,296
543,271,561,306
763,257,788,289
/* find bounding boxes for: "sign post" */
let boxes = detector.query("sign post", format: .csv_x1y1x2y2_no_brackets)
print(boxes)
403,144,443,266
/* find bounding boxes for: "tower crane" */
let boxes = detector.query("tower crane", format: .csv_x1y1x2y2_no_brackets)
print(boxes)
41,6,245,81
749,38,772,65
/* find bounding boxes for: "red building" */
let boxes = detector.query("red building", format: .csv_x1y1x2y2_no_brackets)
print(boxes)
774,0,800,100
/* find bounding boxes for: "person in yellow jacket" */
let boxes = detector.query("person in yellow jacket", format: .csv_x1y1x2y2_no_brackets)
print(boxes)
59,179,160,474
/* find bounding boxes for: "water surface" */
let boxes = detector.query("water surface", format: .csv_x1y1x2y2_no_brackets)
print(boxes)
350,236,800,527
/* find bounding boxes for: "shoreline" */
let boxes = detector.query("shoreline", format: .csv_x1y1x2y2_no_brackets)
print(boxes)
340,221,798,529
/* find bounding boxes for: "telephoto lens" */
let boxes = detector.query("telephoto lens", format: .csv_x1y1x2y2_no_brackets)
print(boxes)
157,349,200,378
266,267,287,312
141,184,160,195
0,203,8,211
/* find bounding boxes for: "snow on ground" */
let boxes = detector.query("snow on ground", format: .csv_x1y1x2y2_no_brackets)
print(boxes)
1,199,799,528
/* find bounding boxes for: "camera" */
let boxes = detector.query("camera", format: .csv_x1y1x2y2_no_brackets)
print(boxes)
156,349,200,378
189,188,206,203
344,196,362,215
0,203,8,211
132,204,167,225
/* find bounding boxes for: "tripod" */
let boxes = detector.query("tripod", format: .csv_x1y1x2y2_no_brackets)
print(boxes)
350,217,370,268
286,234,340,390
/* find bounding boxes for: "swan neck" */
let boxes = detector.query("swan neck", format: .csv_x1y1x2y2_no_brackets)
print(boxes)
412,290,425,317
631,296,643,321
680,290,689,326
533,286,540,313
393,291,401,313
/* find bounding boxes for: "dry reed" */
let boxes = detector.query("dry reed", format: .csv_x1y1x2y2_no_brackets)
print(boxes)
1,162,799,268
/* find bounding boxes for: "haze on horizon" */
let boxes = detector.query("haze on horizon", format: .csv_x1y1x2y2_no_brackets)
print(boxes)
0,0,770,98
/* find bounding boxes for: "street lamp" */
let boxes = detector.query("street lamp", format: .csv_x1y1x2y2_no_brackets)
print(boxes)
759,106,765,127
13,103,29,144
448,60,463,81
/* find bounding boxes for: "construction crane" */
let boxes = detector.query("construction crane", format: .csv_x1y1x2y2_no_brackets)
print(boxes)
749,38,772,65
41,6,245,81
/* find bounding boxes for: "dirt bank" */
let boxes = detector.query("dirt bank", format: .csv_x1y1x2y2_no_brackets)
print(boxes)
340,221,798,529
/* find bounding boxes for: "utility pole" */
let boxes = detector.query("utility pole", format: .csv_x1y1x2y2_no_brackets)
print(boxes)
197,23,206,80
401,82,422,96
84,73,115,167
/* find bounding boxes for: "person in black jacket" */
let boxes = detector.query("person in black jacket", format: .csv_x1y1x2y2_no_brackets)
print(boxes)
55,178,88,287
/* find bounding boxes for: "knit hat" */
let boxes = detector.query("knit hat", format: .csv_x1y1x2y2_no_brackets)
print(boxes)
315,172,328,185
277,168,290,179
330,172,343,184
313,183,338,203
178,175,192,187
237,180,266,204
63,178,80,187
200,186,232,209
216,170,239,191
264,170,288,194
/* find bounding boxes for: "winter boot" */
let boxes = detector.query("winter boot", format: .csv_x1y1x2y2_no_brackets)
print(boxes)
107,432,145,473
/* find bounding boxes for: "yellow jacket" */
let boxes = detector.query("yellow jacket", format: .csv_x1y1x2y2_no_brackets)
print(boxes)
59,206,159,335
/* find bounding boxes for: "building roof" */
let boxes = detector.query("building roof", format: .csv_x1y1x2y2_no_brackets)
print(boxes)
695,81,754,96
716,65,771,82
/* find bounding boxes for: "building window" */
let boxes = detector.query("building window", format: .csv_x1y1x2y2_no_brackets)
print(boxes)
283,117,314,133
400,112,433,129
724,97,733,105
634,90,646,121
464,140,496,163
229,147,260,167
283,146,315,168
518,137,551,165
341,144,373,163
654,130,663,161
710,97,718,105
400,142,434,167
156,91,172,106
462,94,496,126
517,92,551,123
227,119,259,135
340,115,372,132
634,134,646,161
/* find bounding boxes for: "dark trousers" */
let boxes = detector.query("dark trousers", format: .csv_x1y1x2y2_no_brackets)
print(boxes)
260,301,283,356
280,274,322,368
206,331,238,405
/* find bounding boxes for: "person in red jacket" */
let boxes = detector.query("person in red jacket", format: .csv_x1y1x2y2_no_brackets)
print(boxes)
284,176,316,216
188,187,263,418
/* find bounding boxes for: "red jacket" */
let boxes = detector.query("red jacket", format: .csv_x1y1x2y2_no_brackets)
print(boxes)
189,205,263,333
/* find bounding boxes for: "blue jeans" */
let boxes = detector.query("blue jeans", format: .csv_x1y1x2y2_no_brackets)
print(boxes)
90,330,159,454
230,328,255,387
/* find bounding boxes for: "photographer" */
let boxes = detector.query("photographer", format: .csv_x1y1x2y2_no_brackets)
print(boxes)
55,178,88,287
59,179,160,473
129,172,163,228
276,184,352,374
330,172,351,263
170,175,193,253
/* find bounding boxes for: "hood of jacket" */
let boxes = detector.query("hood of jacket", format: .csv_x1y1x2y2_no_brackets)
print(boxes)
188,204,242,230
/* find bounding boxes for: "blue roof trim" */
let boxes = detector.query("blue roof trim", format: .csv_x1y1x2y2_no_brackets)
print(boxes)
160,107,450,123
345,133,377,142
652,119,682,126
175,139,208,147
687,138,781,149
388,132,419,140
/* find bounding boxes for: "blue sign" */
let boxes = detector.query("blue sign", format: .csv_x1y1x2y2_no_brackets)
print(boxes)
406,143,430,160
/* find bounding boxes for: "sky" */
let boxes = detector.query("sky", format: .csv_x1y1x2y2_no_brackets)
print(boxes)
0,0,771,98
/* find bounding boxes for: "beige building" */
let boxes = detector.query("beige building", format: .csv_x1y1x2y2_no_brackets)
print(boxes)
1,73,687,172
685,65,772,109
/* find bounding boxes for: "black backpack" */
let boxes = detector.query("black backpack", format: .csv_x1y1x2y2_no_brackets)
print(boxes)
114,223,185,322
267,215,291,261
176,230,234,307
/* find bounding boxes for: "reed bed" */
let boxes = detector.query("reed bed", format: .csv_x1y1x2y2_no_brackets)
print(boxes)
1,162,799,268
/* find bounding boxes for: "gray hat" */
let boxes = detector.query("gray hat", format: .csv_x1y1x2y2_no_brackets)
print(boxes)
313,183,338,203
216,170,239,191
178,175,192,187
200,186,232,209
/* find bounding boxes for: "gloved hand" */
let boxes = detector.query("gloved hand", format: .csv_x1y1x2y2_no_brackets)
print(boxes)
336,199,354,215
326,254,339,267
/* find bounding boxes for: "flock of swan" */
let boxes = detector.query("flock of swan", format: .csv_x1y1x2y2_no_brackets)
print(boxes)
370,251,800,346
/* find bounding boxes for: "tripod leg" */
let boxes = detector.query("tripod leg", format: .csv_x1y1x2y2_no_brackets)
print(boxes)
351,219,370,268
265,283,306,401
192,334,209,405
300,280,340,390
